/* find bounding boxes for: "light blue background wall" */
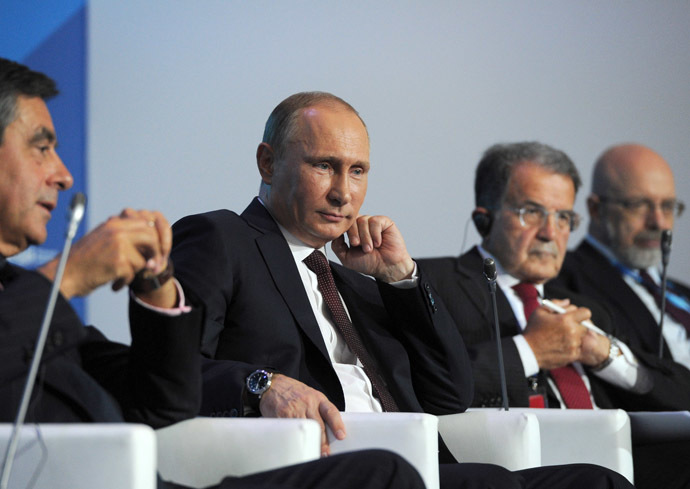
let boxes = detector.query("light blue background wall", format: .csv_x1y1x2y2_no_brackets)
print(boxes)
5,2,690,344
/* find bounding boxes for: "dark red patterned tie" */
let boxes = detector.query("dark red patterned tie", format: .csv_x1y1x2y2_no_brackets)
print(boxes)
304,250,399,412
512,282,594,409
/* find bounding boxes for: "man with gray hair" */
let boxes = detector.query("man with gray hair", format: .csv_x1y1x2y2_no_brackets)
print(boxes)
419,141,690,414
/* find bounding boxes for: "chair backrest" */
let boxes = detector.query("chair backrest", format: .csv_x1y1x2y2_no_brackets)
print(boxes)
156,417,321,488
477,408,634,484
328,412,440,489
0,423,156,489
438,410,542,471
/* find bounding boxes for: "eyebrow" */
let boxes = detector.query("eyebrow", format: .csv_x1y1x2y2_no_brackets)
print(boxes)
29,127,57,146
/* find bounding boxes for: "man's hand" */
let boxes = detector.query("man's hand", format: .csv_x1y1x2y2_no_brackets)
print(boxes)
38,208,177,307
332,215,414,283
579,331,611,367
523,301,591,370
259,374,345,456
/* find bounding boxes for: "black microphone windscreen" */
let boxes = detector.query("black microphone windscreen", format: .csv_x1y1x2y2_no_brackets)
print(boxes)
483,257,497,281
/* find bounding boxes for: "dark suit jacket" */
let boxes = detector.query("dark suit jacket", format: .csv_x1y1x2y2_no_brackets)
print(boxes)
171,198,474,417
553,239,690,408
0,260,203,428
418,247,690,411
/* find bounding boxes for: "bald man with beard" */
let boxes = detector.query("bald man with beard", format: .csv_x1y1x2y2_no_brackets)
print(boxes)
555,143,690,489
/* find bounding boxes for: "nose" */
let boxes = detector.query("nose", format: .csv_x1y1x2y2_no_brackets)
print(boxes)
51,152,74,191
537,212,559,241
327,173,351,206
646,203,669,230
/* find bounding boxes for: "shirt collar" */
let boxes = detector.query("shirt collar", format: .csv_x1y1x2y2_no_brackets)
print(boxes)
585,234,659,281
477,245,545,296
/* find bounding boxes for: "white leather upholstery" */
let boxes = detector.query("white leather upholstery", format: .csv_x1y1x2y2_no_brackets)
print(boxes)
438,410,542,471
156,417,321,488
327,412,440,489
471,408,634,483
0,423,156,489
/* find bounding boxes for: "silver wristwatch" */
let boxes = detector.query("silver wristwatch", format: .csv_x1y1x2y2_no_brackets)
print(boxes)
246,369,273,398
591,337,622,372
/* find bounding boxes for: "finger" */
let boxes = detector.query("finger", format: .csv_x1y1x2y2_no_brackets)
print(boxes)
331,235,349,262
367,216,385,249
346,217,360,247
356,216,373,252
319,400,346,440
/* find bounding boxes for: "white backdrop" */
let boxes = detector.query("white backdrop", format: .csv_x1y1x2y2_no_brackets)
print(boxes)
87,1,690,343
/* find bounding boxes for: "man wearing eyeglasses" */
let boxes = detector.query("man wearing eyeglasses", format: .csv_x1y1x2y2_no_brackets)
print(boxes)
417,142,690,414
556,143,690,371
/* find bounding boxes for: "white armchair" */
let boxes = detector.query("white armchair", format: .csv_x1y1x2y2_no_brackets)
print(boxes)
327,412,440,489
469,408,634,483
0,423,156,489
437,410,541,471
156,417,321,488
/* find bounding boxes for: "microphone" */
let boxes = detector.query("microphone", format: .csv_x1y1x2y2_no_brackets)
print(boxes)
483,258,509,411
1,192,87,489
658,229,672,358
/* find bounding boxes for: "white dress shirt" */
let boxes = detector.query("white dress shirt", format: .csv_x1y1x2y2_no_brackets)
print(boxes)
275,221,419,413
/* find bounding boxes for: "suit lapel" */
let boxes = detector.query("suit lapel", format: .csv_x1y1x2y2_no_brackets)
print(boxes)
458,248,522,336
242,200,331,360
574,241,660,348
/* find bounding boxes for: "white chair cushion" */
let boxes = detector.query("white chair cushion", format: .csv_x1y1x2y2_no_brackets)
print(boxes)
0,423,156,489
156,417,321,488
438,410,541,471
327,412,440,489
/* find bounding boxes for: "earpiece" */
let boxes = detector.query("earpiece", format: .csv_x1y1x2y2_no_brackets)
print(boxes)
472,210,493,237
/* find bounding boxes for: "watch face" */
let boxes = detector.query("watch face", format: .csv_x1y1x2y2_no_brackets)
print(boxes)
248,371,270,394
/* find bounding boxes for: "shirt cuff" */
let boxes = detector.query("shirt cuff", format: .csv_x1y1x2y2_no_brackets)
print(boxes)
389,261,419,289
590,339,652,392
130,278,192,316
513,335,540,377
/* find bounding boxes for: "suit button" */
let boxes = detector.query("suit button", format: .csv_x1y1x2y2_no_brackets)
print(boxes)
52,331,64,347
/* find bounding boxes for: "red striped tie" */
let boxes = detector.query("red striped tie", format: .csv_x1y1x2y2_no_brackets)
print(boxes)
512,282,593,409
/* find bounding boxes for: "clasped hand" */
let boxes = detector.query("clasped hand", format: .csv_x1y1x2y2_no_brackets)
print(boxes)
523,300,610,370
332,214,415,283
39,208,175,306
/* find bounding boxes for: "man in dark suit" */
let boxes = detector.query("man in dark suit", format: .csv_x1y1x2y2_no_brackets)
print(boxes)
556,143,690,371
172,93,632,489
417,141,690,489
0,58,427,489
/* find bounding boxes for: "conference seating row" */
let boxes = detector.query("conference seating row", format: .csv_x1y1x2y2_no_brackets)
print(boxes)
2,410,689,489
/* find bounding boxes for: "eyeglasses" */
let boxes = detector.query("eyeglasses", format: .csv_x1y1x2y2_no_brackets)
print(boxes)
598,196,685,218
507,203,581,231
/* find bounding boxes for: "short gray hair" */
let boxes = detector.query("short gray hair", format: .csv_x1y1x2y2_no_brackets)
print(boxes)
474,141,581,209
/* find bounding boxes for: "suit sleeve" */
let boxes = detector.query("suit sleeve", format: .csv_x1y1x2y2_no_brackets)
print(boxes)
376,266,475,414
171,213,274,416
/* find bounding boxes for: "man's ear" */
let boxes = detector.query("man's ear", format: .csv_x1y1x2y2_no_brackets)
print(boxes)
256,142,275,185
587,194,600,220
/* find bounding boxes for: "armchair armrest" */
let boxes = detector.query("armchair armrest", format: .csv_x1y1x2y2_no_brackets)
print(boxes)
156,417,321,488
472,408,633,483
0,423,156,489
438,410,541,471
327,412,440,489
